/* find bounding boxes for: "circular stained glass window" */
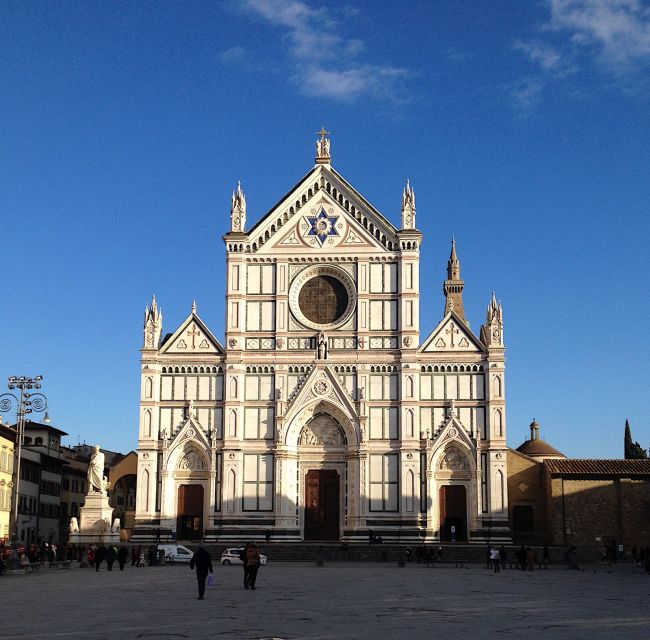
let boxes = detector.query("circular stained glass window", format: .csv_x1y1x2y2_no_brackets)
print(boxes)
288,265,357,330
298,275,349,325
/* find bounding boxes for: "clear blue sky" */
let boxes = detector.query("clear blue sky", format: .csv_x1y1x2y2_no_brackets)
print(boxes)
2,1,649,457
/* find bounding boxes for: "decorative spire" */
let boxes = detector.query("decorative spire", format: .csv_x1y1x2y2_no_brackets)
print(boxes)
315,127,331,164
401,178,416,229
230,180,246,232
192,300,197,314
443,238,466,322
143,294,162,349
480,291,504,347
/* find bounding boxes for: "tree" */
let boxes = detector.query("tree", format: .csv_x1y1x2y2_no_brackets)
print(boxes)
624,419,647,459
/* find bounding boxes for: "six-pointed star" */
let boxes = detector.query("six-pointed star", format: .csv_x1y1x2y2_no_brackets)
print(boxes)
306,209,339,245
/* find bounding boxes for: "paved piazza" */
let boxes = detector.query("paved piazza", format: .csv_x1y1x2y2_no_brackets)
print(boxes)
2,562,649,639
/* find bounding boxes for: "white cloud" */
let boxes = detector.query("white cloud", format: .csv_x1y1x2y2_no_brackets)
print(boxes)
514,40,563,72
550,0,650,72
236,0,410,102
511,1,650,111
220,46,250,63
299,64,410,102
510,77,546,113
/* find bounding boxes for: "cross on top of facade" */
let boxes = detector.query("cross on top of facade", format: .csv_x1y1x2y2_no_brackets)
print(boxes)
315,127,331,162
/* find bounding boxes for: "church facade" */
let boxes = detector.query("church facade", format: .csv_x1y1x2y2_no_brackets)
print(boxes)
134,134,509,543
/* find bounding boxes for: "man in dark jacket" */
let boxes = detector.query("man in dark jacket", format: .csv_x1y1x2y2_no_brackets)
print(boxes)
190,544,213,600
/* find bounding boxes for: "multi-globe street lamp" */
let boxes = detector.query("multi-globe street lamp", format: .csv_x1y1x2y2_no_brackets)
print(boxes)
0,375,49,570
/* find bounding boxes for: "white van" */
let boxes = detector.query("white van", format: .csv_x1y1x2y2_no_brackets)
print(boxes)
157,544,193,563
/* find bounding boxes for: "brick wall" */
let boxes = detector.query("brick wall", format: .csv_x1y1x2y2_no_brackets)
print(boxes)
546,476,650,549
506,450,545,542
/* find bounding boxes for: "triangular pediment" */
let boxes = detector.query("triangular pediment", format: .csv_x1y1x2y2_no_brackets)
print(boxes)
283,364,358,427
233,165,400,255
420,312,485,353
160,312,224,355
429,414,477,464
169,415,211,453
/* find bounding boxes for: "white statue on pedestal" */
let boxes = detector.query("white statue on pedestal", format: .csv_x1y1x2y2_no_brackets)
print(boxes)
112,517,121,533
87,445,106,494
69,517,79,533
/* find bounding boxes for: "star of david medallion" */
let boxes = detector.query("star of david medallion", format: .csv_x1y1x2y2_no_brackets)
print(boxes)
306,208,339,246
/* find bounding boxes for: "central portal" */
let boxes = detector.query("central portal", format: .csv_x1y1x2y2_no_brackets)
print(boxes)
177,484,203,540
304,469,340,540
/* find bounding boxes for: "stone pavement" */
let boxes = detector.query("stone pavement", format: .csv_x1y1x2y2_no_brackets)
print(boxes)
2,562,649,640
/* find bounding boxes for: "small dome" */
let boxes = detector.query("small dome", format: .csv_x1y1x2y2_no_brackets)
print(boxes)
516,438,565,459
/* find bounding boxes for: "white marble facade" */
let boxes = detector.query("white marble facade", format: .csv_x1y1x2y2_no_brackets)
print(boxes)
134,134,509,543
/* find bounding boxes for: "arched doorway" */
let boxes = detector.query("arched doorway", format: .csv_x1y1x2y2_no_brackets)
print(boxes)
177,485,203,540
299,412,347,541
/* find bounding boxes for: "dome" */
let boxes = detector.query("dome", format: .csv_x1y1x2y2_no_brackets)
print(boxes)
516,419,566,460
516,438,565,459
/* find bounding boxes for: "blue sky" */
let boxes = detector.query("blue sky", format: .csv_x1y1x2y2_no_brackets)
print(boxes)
1,0,649,456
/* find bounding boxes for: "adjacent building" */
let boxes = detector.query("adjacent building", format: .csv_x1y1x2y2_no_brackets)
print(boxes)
508,421,650,549
0,422,16,544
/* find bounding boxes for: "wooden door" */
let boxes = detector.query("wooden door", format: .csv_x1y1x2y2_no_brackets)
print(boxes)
304,470,340,540
177,485,204,540
439,485,466,542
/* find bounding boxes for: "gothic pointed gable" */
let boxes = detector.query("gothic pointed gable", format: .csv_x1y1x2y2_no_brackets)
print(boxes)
160,311,224,355
166,415,211,469
420,311,485,353
429,413,477,460
227,164,400,255
283,364,359,436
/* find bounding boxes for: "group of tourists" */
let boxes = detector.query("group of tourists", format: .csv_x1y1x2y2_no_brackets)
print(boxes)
485,544,550,572
87,543,129,571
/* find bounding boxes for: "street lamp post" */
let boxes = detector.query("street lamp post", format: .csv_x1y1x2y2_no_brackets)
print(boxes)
0,375,48,571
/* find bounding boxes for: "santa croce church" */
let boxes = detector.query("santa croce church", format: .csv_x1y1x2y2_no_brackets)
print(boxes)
134,133,509,544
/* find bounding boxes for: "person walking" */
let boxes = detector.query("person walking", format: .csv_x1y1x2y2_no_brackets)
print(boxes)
131,545,138,567
243,542,261,590
499,545,507,571
490,546,501,573
117,545,129,571
190,544,213,600
106,545,117,571
94,545,106,572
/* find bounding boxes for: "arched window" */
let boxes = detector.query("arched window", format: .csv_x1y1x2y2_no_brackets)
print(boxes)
405,470,415,512
227,469,236,512
494,469,504,512
145,377,153,399
141,469,150,512
143,410,151,438
229,410,237,437
405,410,414,438
230,377,238,399
494,409,503,437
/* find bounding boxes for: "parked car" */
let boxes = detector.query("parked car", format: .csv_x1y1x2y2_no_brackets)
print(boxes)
220,547,267,565
157,544,193,563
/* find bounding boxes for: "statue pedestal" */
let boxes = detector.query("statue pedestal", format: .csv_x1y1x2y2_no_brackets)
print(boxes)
69,492,119,546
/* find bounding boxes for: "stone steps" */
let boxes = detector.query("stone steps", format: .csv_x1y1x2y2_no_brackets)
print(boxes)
180,542,568,565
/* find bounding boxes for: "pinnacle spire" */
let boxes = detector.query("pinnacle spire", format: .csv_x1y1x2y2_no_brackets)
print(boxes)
443,238,465,322
401,178,416,229
192,300,197,314
230,180,246,232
